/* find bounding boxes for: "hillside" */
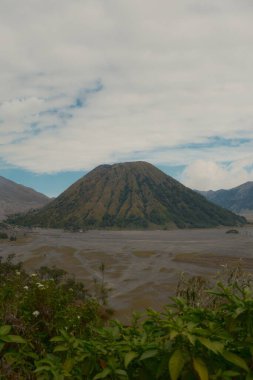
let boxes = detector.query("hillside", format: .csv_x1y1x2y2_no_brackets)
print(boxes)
0,176,50,220
199,181,253,214
9,162,246,229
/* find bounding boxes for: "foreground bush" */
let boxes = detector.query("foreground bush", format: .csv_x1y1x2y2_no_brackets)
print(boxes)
0,256,252,379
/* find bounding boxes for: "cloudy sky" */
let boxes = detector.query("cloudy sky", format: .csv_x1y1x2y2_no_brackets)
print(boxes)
1,0,253,196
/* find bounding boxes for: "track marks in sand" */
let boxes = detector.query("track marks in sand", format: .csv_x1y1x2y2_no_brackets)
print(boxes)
173,252,253,270
24,246,91,278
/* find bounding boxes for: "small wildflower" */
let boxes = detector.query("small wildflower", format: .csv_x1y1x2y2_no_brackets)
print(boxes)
36,282,45,289
23,285,29,290
69,288,73,292
77,315,80,319
31,273,37,277
32,310,40,317
15,271,21,275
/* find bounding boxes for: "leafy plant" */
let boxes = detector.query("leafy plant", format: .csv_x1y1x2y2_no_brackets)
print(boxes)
0,256,252,379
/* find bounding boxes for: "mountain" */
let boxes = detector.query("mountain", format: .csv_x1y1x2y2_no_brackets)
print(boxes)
198,182,253,214
8,162,246,229
0,176,51,221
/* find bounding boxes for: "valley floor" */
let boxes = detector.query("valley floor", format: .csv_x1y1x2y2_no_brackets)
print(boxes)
1,226,253,322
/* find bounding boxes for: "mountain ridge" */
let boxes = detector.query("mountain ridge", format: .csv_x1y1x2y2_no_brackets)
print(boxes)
0,176,50,221
198,181,253,214
8,161,246,229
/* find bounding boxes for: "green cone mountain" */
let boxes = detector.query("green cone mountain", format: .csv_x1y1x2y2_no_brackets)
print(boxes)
9,161,246,229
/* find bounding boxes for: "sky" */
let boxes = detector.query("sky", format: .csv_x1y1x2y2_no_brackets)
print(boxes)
0,0,253,197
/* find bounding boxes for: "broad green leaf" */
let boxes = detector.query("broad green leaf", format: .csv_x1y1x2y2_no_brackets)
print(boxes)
185,333,196,345
222,370,241,377
197,337,224,354
193,357,209,380
170,330,179,340
53,344,68,352
234,307,245,317
36,357,58,365
246,373,253,380
4,352,17,365
140,350,158,361
0,325,11,336
51,336,65,342
59,329,69,340
1,335,26,343
169,350,186,380
34,365,51,373
107,326,120,339
0,342,5,352
24,351,39,360
93,367,111,379
192,328,208,336
141,332,147,345
63,358,74,373
222,351,249,372
115,369,128,377
124,351,138,368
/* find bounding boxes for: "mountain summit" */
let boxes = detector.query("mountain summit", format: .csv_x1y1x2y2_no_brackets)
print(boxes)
10,162,245,229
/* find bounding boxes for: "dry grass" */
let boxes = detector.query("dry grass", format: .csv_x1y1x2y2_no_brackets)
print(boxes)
133,250,156,258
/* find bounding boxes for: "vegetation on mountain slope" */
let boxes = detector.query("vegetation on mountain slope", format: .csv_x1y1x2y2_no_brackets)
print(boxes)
0,256,252,379
8,162,246,229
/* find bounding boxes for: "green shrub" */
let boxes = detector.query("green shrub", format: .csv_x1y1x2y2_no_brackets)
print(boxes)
0,256,252,379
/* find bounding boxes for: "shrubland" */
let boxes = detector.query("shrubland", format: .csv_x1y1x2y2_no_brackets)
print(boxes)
0,255,252,379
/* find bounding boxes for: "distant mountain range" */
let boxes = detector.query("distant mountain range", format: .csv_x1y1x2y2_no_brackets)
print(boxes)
0,176,50,221
8,161,245,229
198,182,253,215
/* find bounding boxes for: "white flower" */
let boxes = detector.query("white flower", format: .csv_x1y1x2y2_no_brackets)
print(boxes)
15,271,21,275
32,310,40,317
77,315,80,319
31,273,37,277
36,282,45,289
23,286,29,290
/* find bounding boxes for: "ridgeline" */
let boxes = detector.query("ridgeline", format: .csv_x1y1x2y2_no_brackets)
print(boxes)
8,161,246,229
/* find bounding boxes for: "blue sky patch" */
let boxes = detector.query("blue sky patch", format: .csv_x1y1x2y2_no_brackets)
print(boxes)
178,136,251,150
0,167,87,197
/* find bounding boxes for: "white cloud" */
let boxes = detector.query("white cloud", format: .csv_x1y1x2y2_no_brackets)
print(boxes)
181,158,253,190
0,0,253,188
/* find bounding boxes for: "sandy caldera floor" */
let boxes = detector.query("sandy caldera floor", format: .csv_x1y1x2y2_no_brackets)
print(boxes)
1,227,253,322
